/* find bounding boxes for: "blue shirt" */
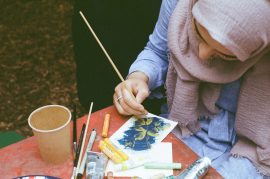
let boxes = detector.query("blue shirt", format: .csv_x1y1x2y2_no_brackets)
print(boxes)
129,0,178,90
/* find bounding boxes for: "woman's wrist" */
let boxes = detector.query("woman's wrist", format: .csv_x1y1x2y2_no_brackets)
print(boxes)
127,71,149,84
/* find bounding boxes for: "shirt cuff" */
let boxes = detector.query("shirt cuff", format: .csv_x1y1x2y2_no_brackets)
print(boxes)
129,60,164,90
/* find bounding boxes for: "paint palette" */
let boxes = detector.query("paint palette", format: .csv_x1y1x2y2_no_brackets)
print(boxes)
14,176,60,179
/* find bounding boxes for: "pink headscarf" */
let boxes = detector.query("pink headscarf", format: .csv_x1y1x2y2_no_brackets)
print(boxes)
192,0,270,61
166,0,270,175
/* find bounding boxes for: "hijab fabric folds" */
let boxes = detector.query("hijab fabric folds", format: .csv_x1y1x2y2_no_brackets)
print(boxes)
166,0,270,175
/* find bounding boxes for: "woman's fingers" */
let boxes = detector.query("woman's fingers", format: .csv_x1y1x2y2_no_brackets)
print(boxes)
113,93,129,115
135,88,149,104
113,78,149,116
121,88,146,115
113,90,144,115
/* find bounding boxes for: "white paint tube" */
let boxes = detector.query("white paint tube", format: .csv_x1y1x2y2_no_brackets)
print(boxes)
175,157,211,179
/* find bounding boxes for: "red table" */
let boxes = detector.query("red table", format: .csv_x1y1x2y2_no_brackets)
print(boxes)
0,106,221,178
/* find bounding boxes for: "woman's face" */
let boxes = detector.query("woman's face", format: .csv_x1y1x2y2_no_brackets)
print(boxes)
195,20,237,61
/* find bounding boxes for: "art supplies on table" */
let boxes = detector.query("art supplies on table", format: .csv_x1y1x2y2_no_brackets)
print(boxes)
86,151,108,179
102,114,110,137
74,102,94,178
72,124,86,178
144,162,182,170
171,157,211,179
77,129,97,178
74,124,86,164
101,113,177,178
14,176,60,179
99,140,125,164
104,138,129,161
106,142,175,179
73,105,77,155
113,158,147,171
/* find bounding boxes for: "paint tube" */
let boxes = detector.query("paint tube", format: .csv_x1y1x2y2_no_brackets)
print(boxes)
175,157,211,179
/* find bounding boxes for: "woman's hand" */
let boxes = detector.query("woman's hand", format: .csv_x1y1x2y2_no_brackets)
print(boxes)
113,71,150,116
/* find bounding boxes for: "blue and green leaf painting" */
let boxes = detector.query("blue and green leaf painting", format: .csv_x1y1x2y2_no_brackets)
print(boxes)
117,117,171,151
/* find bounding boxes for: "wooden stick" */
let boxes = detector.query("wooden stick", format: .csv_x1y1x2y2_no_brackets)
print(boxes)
79,11,139,102
75,102,94,177
79,12,148,116
79,11,125,82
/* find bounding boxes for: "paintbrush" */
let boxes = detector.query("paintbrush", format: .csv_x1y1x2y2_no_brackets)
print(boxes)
79,11,147,115
74,102,94,178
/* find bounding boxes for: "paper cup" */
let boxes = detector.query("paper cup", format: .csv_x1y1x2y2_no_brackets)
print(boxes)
28,105,71,164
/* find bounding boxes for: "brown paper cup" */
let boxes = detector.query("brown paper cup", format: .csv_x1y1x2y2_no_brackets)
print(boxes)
28,105,71,164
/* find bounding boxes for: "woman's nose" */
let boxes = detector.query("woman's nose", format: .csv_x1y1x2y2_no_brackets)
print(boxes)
198,42,215,61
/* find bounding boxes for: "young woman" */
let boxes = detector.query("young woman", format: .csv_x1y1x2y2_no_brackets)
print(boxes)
113,0,270,178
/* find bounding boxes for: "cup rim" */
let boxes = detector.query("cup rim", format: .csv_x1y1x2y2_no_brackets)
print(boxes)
28,105,71,133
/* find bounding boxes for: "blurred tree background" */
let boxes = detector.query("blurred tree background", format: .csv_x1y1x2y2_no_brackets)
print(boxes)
0,0,86,137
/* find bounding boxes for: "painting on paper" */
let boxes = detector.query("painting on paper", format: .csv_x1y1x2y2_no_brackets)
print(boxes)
110,113,177,152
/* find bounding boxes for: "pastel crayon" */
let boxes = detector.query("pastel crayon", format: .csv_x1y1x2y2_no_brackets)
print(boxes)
99,140,123,164
102,114,110,137
114,159,145,171
104,138,129,161
144,162,182,169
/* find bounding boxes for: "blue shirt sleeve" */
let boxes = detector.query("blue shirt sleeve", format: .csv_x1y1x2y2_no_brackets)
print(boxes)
129,0,178,90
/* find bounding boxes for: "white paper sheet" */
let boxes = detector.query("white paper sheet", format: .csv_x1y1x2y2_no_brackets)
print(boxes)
105,142,173,179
